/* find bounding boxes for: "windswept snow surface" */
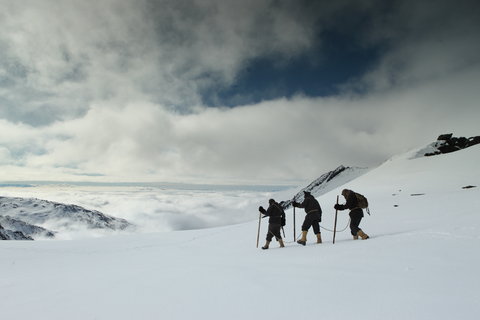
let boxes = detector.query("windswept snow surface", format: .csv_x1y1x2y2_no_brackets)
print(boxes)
1,146,480,319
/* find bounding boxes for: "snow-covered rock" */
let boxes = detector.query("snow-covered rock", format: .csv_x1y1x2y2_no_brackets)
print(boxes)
414,133,480,158
0,196,134,239
281,165,369,209
0,215,55,239
0,223,33,240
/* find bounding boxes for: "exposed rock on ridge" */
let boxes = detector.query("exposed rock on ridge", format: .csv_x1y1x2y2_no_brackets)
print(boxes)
0,196,134,240
0,223,33,240
281,165,369,209
424,133,480,156
0,215,55,239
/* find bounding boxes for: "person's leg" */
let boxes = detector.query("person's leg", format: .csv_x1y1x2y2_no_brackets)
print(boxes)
312,220,322,243
350,215,361,239
262,224,274,249
298,216,312,245
271,224,285,247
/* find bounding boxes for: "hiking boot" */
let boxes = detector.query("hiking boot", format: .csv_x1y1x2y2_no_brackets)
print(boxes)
297,231,307,246
353,235,359,240
316,233,322,244
278,238,285,248
262,240,271,249
358,230,369,240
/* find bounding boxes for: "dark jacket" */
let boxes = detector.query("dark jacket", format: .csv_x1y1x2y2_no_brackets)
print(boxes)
337,190,364,218
295,194,322,221
260,202,284,224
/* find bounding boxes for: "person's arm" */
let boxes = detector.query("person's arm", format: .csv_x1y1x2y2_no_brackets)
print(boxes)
335,192,356,210
292,199,306,209
259,206,267,215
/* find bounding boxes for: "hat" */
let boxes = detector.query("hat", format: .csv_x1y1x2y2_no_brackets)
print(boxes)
268,198,275,204
303,191,311,195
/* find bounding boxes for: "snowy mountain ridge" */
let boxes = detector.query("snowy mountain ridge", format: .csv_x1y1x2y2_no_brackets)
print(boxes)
0,215,55,239
0,196,134,239
0,223,33,240
412,132,480,158
281,165,369,209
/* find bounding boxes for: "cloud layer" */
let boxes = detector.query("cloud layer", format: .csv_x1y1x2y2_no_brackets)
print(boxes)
1,0,479,184
0,184,277,238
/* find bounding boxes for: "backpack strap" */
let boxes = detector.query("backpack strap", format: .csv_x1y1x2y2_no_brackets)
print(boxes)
273,203,285,216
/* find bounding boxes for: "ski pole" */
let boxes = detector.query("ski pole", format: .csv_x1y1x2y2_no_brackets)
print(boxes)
281,226,286,238
256,211,262,248
293,205,296,241
333,195,339,244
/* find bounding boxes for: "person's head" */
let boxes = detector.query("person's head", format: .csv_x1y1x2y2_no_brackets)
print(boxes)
341,189,351,197
269,199,275,205
303,191,311,198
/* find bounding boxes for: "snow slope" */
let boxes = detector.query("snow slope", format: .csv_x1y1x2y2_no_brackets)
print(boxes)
1,145,479,319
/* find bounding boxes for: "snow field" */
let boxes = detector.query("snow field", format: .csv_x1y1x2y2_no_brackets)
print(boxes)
1,146,480,319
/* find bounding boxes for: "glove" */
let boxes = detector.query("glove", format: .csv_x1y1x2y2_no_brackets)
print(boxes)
259,206,266,213
334,204,341,210
291,201,298,207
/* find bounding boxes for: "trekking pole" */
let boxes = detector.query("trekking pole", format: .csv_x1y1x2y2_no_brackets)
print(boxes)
281,226,286,238
333,195,339,244
256,211,262,248
293,206,296,241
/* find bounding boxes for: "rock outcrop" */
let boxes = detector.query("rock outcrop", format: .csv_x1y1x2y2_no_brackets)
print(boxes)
424,133,480,156
0,215,55,239
0,223,33,240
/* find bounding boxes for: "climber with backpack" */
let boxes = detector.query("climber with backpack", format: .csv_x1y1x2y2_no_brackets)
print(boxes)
334,189,370,240
258,199,285,249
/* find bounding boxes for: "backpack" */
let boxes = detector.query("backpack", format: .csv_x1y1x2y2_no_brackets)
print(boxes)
275,203,286,226
354,192,370,215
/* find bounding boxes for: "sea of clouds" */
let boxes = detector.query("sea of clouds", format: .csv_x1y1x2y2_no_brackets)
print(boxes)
0,183,295,239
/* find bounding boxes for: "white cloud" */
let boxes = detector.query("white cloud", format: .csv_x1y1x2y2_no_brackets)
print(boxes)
4,61,479,184
1,0,479,184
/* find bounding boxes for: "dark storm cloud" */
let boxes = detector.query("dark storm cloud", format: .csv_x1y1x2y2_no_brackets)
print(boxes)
0,0,327,126
0,0,393,123
350,0,480,93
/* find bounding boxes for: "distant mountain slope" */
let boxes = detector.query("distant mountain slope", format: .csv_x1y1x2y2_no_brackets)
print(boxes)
0,196,134,240
281,165,369,209
0,215,55,239
0,223,33,240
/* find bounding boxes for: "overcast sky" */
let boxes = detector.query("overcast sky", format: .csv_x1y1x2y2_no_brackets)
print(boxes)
1,0,479,185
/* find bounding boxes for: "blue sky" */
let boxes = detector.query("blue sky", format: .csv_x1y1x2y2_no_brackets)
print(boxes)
0,0,479,184
202,32,383,107
202,3,388,106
